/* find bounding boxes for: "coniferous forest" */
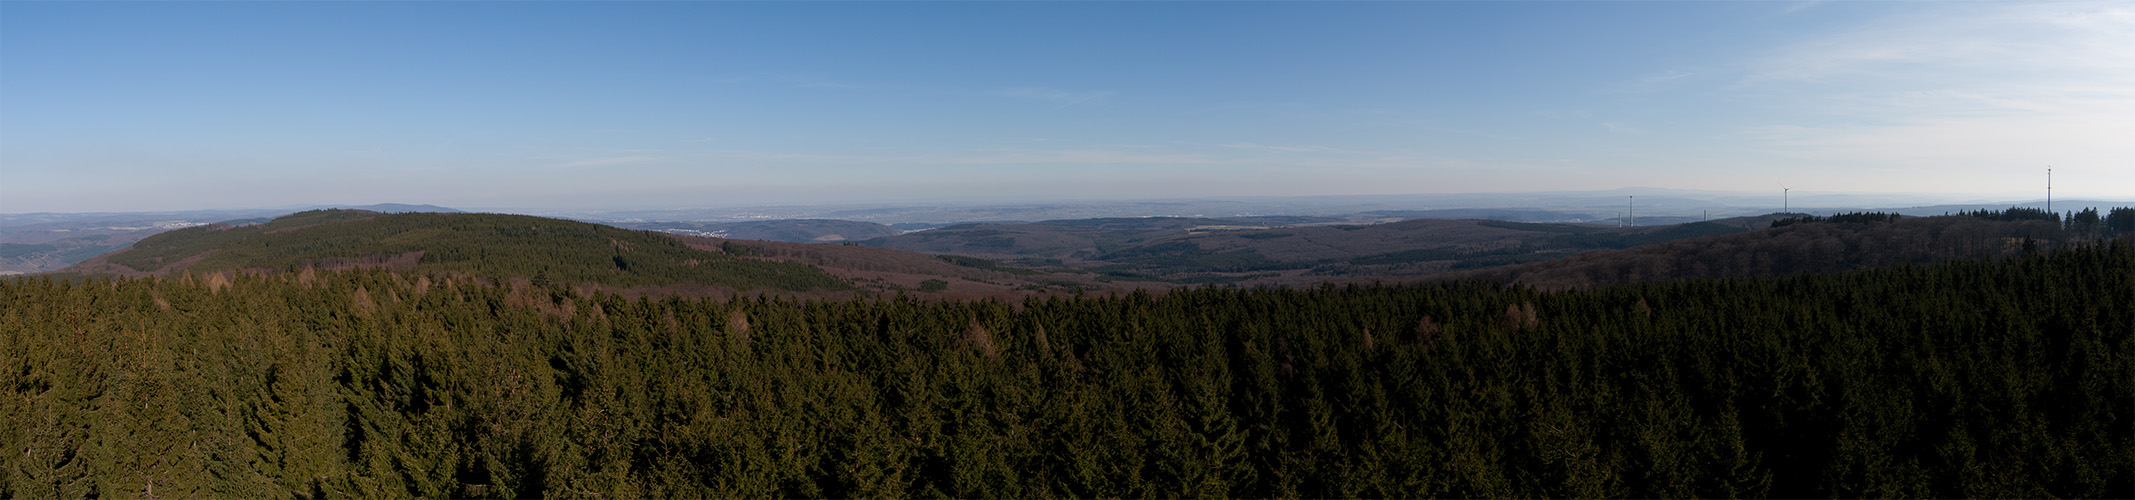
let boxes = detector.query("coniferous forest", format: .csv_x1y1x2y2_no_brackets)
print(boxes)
2,243,2130,498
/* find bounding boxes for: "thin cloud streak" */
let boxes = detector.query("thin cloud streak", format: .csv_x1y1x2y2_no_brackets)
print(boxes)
991,86,1115,107
554,155,662,168
1222,142,1323,153
1734,0,2135,189
703,147,1209,167
1640,70,1692,84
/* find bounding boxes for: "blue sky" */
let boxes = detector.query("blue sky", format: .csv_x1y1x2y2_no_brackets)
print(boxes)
3,1,2129,213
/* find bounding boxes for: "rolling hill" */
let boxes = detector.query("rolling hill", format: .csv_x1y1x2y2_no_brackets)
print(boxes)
61,210,850,292
0,204,464,274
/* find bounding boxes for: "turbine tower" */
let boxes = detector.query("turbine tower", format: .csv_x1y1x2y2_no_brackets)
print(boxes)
1781,184,1791,214
1628,196,1635,227
2047,167,2052,214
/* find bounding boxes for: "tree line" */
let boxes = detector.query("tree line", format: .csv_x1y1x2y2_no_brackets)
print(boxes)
1777,207,2135,241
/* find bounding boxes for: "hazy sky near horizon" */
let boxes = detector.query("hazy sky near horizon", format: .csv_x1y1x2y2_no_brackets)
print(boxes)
4,1,2130,213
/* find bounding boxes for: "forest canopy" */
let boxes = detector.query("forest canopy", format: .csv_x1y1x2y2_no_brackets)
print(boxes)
2,242,2128,498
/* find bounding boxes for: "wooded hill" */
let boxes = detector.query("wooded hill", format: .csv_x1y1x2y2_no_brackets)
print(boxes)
49,209,1129,297
2,241,2127,498
0,205,465,275
59,210,849,293
1443,207,2135,289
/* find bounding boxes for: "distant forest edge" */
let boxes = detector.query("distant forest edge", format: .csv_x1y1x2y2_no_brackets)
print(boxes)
1,242,2127,497
61,210,848,292
1773,206,2135,231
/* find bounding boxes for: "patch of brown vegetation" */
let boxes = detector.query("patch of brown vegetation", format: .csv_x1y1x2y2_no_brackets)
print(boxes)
1502,302,1539,331
203,272,232,294
960,318,999,360
504,280,577,320
726,309,751,345
1413,315,1440,348
351,286,376,317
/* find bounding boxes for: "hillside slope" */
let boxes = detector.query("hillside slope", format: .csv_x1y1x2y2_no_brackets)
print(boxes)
1,204,463,274
63,210,849,292
859,216,1752,284
674,236,1123,296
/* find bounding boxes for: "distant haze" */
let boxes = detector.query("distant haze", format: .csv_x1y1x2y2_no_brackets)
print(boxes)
3,1,2130,213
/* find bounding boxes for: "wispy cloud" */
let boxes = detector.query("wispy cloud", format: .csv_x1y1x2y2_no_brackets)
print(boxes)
1782,0,1833,15
955,147,1204,165
695,142,1462,178
554,155,661,168
992,87,1115,107
1640,70,1693,84
706,146,1206,167
792,77,866,90
1735,0,2135,186
1742,2,2135,97
1601,122,1645,134
1222,142,1323,153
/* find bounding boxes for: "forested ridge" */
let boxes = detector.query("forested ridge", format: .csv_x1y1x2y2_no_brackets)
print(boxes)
1452,210,2133,290
67,210,847,293
3,243,2130,498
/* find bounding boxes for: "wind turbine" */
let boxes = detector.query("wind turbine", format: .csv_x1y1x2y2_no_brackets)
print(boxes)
1780,183,1791,214
2046,167,2052,214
